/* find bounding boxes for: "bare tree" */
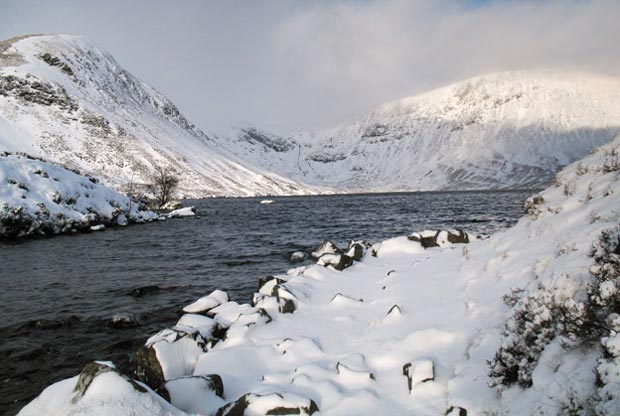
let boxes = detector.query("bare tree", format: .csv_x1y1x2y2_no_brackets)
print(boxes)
147,165,179,208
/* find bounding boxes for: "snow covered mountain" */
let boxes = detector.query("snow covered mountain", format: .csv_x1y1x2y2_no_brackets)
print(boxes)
0,34,314,197
219,71,620,191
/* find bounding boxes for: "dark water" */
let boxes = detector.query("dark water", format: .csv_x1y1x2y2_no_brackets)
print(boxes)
0,190,533,414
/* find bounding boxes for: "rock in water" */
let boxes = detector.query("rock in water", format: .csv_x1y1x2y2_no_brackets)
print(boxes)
289,251,306,262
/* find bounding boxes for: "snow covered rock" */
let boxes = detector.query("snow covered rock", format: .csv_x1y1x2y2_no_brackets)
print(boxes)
0,153,156,238
167,206,195,218
311,240,342,259
18,361,183,416
160,200,182,210
182,289,229,314
135,327,207,391
163,375,225,415
214,392,318,416
343,239,372,262
108,312,139,329
316,253,354,271
289,251,306,262
407,229,470,248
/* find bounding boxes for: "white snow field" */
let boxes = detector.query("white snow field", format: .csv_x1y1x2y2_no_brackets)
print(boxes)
0,152,156,237
220,70,620,192
0,34,316,198
18,137,620,414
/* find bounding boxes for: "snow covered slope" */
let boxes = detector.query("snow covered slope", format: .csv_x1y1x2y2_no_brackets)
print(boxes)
218,71,620,191
0,35,314,197
19,136,620,414
0,152,156,238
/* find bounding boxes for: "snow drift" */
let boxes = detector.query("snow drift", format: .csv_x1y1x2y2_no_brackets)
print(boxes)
18,136,620,414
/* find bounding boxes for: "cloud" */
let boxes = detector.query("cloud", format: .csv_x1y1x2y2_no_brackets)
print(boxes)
270,0,620,130
0,0,619,133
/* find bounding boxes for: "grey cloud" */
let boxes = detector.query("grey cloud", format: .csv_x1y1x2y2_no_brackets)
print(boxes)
0,0,619,133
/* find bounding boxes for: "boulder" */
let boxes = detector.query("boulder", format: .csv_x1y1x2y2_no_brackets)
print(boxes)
317,253,354,271
408,229,470,248
214,392,319,416
289,251,306,262
183,290,229,314
311,240,342,259
346,240,369,261
167,206,195,219
258,276,286,295
108,312,139,329
73,361,146,402
135,327,207,390
162,374,225,414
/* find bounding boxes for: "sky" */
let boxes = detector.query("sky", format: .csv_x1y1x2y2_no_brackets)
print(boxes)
1,0,619,134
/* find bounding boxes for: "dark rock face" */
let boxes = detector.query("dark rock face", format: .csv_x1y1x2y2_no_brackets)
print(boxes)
215,393,319,416
446,229,469,244
0,75,77,111
135,345,165,391
38,52,75,77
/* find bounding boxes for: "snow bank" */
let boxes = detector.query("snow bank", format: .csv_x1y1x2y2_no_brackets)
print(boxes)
17,137,620,415
0,152,156,238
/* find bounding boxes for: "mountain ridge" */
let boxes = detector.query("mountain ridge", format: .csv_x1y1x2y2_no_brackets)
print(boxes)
218,69,620,191
0,34,317,197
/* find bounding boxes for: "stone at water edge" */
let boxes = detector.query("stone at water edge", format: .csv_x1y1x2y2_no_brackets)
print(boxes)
289,251,306,262
108,312,139,329
160,200,182,210
311,240,342,259
73,361,146,402
167,206,196,219
134,327,208,391
408,229,470,248
317,253,354,271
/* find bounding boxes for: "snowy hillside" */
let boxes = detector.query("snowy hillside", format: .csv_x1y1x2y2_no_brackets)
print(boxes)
0,35,314,197
0,152,156,237
18,137,620,414
218,71,620,191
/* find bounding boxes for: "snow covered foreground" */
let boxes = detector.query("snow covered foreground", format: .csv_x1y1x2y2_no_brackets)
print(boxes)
0,153,156,237
19,137,620,414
